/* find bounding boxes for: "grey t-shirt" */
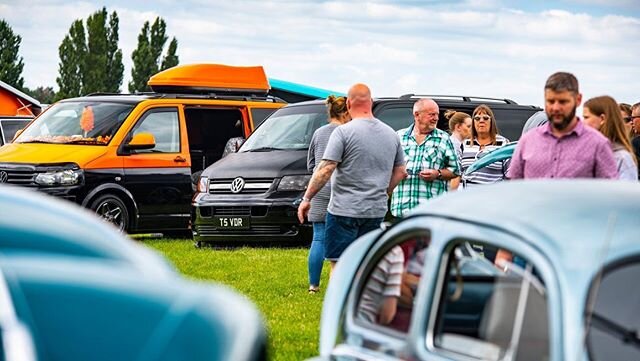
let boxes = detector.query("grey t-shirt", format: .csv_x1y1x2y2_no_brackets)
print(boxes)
307,123,338,222
323,117,405,218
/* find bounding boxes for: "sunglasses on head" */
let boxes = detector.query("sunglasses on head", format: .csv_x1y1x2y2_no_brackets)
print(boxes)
474,115,491,121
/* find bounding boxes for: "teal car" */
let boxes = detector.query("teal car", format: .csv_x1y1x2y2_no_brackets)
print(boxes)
311,180,640,361
0,186,267,361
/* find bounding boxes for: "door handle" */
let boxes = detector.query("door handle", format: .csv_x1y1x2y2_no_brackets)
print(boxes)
174,156,187,163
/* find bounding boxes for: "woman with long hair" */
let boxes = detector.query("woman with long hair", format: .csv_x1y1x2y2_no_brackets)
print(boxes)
460,104,510,187
445,110,472,190
306,95,351,293
583,96,637,181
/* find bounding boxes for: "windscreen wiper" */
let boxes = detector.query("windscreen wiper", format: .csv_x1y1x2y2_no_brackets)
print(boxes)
244,147,285,152
590,312,640,349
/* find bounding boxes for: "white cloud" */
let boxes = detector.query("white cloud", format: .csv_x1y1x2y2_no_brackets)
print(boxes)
1,0,639,106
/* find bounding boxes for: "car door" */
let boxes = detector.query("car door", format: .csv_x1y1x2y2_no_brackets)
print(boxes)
121,106,191,230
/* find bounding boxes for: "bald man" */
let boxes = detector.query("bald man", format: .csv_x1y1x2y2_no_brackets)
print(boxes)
298,84,407,272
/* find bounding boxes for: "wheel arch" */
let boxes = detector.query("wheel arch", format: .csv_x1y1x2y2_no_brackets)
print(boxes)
82,183,139,231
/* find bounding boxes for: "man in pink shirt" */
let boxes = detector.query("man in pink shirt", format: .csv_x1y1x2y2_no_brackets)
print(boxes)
508,72,617,179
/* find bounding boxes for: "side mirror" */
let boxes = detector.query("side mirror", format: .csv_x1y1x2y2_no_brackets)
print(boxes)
222,137,245,158
125,132,156,151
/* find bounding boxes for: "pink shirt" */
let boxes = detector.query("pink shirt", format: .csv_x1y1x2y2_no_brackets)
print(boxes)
508,119,618,179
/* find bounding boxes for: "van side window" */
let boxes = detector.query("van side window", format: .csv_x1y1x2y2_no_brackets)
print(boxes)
133,109,180,153
250,108,277,129
432,241,549,361
376,106,414,131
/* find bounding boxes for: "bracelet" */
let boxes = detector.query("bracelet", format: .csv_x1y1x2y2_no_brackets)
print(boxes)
302,197,311,202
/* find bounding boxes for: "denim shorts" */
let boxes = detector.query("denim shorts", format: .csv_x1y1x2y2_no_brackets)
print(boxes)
324,212,383,261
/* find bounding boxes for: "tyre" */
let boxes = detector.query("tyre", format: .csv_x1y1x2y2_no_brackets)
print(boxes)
90,194,130,232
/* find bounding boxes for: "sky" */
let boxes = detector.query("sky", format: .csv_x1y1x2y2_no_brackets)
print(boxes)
1,0,639,107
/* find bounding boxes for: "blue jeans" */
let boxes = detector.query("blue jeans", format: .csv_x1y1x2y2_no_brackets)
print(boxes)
308,222,326,287
324,212,383,261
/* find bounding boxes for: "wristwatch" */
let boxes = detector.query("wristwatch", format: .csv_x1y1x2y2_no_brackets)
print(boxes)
302,197,311,203
436,169,442,180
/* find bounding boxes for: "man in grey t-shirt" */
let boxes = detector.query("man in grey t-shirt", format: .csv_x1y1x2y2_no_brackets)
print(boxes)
298,83,407,272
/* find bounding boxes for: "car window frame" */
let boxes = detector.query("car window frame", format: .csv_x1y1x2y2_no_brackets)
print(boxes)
122,106,182,154
341,216,446,356
415,217,561,361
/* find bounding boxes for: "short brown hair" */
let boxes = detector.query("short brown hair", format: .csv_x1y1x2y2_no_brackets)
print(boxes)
545,72,579,94
445,109,471,133
471,104,499,143
632,102,640,113
325,95,348,119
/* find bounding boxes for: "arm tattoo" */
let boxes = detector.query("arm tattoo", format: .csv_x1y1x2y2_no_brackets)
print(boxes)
304,160,337,199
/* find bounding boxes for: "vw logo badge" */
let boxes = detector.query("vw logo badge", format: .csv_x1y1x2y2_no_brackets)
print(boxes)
230,177,245,193
0,171,7,183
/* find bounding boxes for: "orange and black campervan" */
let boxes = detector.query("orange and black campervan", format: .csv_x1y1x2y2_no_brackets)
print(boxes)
0,64,285,234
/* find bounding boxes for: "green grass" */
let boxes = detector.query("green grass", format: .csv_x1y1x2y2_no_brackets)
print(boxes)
141,238,328,361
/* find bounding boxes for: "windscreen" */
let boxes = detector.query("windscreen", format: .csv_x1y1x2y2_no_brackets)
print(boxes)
15,101,135,145
240,104,327,152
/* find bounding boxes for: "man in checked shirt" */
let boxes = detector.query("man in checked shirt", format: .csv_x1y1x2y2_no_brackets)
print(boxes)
390,98,461,221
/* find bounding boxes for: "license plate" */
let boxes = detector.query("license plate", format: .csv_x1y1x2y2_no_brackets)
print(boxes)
214,216,250,229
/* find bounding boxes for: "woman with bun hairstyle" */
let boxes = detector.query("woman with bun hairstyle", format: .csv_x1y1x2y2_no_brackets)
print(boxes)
306,95,351,293
445,110,472,190
583,96,637,181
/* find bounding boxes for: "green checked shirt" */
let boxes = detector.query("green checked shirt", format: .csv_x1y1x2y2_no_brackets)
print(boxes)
391,125,461,217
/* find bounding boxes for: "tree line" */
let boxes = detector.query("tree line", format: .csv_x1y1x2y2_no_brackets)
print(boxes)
0,7,179,104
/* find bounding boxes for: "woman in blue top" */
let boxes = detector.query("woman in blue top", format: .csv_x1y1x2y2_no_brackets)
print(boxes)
306,95,351,293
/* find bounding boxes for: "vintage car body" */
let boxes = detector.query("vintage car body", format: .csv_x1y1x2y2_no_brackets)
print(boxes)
0,186,267,361
463,142,516,177
311,180,640,361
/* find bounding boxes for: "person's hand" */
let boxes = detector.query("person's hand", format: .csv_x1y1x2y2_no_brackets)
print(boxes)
297,199,310,224
418,169,437,181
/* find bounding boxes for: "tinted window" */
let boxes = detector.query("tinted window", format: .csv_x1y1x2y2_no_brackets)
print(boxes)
376,106,414,131
250,108,277,129
0,119,29,144
432,241,549,361
132,109,180,153
586,260,640,361
492,108,538,141
355,231,431,336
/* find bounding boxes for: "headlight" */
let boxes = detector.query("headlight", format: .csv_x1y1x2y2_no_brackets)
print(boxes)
35,169,82,186
197,176,210,193
277,175,311,191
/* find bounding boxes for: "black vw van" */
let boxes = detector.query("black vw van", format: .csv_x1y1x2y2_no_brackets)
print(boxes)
192,95,540,246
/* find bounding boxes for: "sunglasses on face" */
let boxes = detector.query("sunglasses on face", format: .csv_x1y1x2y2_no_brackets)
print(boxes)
625,115,640,123
474,115,491,121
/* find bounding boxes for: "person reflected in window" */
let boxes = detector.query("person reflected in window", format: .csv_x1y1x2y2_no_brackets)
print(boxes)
358,246,404,325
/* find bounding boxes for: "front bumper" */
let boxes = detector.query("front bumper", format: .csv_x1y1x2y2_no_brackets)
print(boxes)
192,193,312,244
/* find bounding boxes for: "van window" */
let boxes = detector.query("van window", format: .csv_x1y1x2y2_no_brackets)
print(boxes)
240,104,326,151
132,109,180,153
376,106,414,131
250,108,277,129
15,101,134,145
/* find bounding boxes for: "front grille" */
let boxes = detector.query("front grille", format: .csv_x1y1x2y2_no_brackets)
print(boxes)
0,167,36,186
209,178,274,194
195,224,285,235
213,206,251,216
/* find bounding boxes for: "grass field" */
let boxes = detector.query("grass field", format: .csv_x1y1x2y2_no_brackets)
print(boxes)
141,238,328,361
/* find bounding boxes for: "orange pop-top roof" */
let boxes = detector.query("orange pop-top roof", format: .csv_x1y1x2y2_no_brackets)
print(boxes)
147,64,270,93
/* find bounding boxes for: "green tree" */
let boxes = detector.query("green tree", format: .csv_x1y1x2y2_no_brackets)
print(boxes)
25,86,56,104
0,19,25,91
84,8,108,94
129,17,179,92
56,20,86,100
161,38,179,70
106,10,124,93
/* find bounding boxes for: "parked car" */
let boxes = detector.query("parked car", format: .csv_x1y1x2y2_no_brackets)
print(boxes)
0,185,267,361
309,180,640,361
0,116,31,146
0,64,286,234
192,96,540,246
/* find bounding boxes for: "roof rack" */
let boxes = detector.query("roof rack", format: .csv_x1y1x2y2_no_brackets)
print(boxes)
399,94,518,105
85,91,286,103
